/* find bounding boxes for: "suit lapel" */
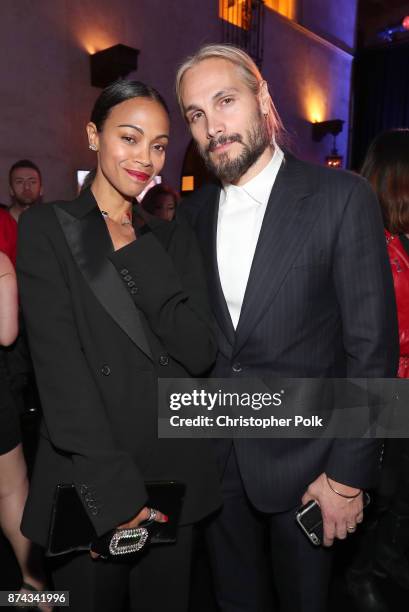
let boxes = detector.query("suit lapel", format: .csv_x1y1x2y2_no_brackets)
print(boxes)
54,189,153,360
234,155,323,354
196,185,236,348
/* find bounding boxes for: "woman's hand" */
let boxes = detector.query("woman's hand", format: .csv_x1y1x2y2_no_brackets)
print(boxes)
90,506,168,559
117,505,168,529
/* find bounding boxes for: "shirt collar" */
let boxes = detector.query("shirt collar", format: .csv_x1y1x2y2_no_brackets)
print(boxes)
222,146,284,207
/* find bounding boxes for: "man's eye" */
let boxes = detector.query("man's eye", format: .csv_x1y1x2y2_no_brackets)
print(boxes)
222,97,234,105
191,112,203,123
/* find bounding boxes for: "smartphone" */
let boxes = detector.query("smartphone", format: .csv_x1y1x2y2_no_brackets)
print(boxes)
295,491,371,546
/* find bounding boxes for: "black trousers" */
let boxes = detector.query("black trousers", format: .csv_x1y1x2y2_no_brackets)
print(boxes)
51,525,192,612
206,447,332,612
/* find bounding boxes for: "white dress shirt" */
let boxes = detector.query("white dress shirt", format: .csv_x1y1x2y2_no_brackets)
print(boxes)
216,146,284,329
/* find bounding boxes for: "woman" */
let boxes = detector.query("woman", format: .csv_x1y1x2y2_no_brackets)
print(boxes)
142,183,180,221
0,251,50,610
17,80,220,612
347,129,409,611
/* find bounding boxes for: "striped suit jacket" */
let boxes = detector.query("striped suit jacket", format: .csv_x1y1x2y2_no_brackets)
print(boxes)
182,153,399,512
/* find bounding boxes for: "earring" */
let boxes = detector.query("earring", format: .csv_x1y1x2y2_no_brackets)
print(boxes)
89,144,97,151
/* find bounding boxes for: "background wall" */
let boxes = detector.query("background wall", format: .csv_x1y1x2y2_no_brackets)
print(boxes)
262,9,353,163
299,0,358,49
0,0,358,204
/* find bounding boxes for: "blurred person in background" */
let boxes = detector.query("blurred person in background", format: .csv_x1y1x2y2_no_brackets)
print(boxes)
0,251,51,611
142,183,180,221
9,160,43,222
0,208,17,264
347,129,409,612
4,160,42,432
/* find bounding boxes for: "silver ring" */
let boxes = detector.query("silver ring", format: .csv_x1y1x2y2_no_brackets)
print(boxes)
148,508,158,522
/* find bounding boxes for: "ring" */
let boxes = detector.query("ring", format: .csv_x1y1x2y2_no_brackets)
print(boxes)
147,508,158,523
347,525,356,532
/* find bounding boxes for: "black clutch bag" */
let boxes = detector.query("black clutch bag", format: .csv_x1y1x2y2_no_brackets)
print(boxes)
46,480,185,557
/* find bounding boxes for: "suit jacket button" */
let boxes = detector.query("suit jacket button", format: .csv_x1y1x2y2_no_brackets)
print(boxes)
128,280,135,287
159,354,169,366
124,274,132,281
130,287,138,294
232,362,242,373
120,268,129,276
101,365,111,376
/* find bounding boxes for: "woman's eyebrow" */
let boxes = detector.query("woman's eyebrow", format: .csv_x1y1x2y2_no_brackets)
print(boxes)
117,124,169,139
117,124,144,134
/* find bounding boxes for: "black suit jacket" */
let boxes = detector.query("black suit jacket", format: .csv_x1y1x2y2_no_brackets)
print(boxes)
182,154,399,513
17,189,221,547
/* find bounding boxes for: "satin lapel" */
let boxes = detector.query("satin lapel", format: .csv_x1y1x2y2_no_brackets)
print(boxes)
195,186,236,348
234,156,322,355
54,199,153,360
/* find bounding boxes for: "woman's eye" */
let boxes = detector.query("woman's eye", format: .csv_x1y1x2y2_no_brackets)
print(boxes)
153,144,166,153
122,136,136,144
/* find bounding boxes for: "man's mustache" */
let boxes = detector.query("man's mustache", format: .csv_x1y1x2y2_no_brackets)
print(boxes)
207,134,243,153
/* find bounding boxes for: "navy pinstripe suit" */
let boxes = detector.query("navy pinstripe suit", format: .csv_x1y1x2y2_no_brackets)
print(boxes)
182,153,399,611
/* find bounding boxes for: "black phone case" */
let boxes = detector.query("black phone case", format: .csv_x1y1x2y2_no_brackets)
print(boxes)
295,492,371,546
295,500,323,545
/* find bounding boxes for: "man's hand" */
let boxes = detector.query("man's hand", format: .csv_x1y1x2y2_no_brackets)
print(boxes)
302,473,363,547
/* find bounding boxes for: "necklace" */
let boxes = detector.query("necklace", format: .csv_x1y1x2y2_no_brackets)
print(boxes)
101,210,132,226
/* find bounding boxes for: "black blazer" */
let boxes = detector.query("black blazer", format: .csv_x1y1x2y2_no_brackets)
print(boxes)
17,189,221,547
182,153,399,512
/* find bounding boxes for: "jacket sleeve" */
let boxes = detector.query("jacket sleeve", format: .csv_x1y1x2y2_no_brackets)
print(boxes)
109,214,217,376
17,210,147,536
325,178,399,488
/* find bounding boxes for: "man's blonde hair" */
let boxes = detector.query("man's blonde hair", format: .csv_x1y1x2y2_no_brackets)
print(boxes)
175,43,285,145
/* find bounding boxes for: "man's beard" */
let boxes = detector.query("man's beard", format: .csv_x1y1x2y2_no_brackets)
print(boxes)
14,196,39,207
199,111,270,184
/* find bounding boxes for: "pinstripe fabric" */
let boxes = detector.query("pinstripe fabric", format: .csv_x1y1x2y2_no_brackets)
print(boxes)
182,154,399,512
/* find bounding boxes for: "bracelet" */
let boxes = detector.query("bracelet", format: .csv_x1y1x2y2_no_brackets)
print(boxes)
326,475,361,499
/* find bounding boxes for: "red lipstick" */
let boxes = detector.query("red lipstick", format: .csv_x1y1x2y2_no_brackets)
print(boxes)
125,169,151,182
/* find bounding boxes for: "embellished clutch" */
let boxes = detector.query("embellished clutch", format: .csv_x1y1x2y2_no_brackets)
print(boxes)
46,481,185,557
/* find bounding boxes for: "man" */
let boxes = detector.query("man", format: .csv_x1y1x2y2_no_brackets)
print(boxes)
6,160,43,421
9,159,43,221
176,45,399,611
